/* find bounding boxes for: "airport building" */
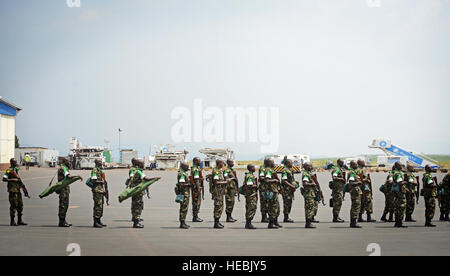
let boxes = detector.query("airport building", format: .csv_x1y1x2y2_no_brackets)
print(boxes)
0,97,21,170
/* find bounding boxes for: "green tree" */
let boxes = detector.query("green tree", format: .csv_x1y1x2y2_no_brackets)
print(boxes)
15,135,19,148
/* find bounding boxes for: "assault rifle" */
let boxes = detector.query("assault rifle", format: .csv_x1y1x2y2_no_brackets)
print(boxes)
232,170,240,202
101,172,109,206
10,170,30,198
312,174,325,206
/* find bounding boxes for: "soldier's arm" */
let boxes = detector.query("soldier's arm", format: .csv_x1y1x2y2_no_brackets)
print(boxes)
332,169,345,182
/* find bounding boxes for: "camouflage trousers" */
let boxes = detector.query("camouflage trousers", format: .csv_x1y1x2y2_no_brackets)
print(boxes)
179,187,190,221
383,192,394,214
332,187,344,217
304,197,315,220
259,184,269,215
393,192,406,221
213,192,224,220
268,193,280,220
440,195,450,214
350,190,362,220
191,182,202,217
9,192,23,217
131,193,144,220
92,192,104,219
58,188,70,220
406,193,416,216
225,181,237,215
424,196,436,219
282,191,294,215
245,191,258,221
360,192,374,215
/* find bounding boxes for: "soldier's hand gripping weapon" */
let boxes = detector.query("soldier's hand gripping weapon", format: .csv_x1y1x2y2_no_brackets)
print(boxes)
102,172,110,206
11,170,30,198
312,174,325,206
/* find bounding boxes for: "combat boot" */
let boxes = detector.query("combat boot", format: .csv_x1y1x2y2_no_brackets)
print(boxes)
445,213,449,222
58,218,71,228
180,220,190,229
380,211,388,222
394,219,407,228
226,213,237,223
350,219,362,228
17,214,27,226
268,220,279,229
10,215,17,226
425,218,436,227
305,219,316,229
388,213,394,222
358,214,366,223
333,215,344,223
439,212,445,221
214,219,224,229
99,219,107,227
311,217,320,223
284,214,294,223
405,214,416,222
133,219,144,229
93,218,103,228
192,215,203,223
245,220,256,230
367,214,376,223
274,219,283,228
261,213,269,223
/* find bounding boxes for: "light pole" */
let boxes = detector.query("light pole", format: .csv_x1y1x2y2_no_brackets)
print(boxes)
118,128,123,163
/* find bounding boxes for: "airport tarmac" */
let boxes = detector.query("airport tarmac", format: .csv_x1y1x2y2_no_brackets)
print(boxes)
0,167,448,256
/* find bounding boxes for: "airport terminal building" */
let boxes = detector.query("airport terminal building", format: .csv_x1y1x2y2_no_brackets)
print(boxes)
0,97,21,170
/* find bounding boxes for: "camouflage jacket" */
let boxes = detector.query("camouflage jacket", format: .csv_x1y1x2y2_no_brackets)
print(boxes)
91,167,105,194
58,164,71,193
191,165,202,183
422,172,437,198
3,166,21,193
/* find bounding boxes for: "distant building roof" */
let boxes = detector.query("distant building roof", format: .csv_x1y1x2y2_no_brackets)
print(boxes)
0,97,21,116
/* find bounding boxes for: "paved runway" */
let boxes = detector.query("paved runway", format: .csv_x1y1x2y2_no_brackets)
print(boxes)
0,167,448,256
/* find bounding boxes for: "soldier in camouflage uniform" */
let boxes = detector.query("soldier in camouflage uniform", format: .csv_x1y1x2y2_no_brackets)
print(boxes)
405,164,420,222
176,162,191,229
357,160,376,223
281,159,298,223
380,168,395,222
422,165,438,227
258,159,270,223
3,158,29,226
265,159,282,229
301,162,317,229
91,159,108,228
57,158,82,227
191,157,204,222
223,159,239,223
128,159,156,229
243,164,258,229
211,160,229,229
331,159,346,223
391,162,408,228
347,161,363,228
439,173,450,221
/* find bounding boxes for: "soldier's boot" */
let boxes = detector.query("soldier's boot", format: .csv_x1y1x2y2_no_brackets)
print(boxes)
192,215,203,223
245,220,256,230
180,220,190,229
394,219,407,228
439,212,445,221
305,219,316,229
133,219,144,229
380,211,388,222
405,214,416,222
268,220,279,229
93,218,103,228
425,218,436,227
10,215,17,226
261,213,269,223
226,213,237,223
367,214,376,223
358,214,366,223
283,214,294,223
58,218,71,228
311,217,320,223
333,215,344,223
17,214,27,226
274,218,283,228
350,218,362,228
445,213,450,221
99,219,107,227
388,213,394,222
214,219,224,229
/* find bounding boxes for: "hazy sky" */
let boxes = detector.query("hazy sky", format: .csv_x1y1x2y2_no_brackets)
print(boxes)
1,0,449,160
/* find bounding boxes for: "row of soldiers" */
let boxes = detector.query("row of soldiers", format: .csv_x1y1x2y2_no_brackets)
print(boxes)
176,158,450,229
